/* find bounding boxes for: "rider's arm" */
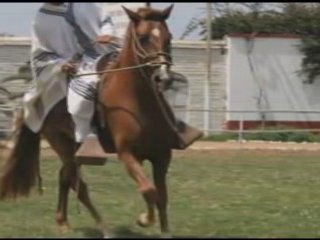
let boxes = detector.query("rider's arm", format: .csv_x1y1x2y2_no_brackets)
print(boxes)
71,3,122,48
31,25,76,76
95,3,122,46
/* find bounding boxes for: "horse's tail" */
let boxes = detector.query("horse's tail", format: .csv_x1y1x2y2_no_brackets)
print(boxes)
0,116,42,200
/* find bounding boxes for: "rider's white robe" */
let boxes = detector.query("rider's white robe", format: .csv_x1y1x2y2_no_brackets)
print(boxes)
24,3,118,133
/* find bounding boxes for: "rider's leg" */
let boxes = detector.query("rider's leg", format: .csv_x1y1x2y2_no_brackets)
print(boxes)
67,83,107,162
67,78,96,144
163,71,204,149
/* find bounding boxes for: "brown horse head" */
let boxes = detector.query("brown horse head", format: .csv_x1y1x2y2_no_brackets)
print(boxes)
121,5,174,84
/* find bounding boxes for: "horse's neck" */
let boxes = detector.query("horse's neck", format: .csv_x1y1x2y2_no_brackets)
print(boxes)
118,43,138,67
102,43,173,135
116,45,146,88
114,45,157,106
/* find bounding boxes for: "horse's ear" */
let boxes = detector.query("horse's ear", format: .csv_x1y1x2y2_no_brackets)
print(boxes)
122,6,140,23
161,4,174,20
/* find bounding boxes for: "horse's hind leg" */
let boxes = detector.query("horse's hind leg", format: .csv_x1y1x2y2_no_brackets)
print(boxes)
69,171,109,236
45,132,107,234
118,151,157,227
43,133,74,232
151,150,172,236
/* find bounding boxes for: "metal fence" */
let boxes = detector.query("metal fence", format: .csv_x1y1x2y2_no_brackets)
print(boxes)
2,105,320,141
0,103,19,135
174,108,320,140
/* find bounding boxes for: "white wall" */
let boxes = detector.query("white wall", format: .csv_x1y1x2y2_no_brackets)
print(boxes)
103,3,147,39
0,38,228,133
171,41,227,132
226,35,320,123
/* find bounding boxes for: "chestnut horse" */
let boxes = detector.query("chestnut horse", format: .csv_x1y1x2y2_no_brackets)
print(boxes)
0,5,181,237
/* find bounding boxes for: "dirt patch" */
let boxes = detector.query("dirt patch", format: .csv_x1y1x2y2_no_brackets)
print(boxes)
2,140,320,159
189,140,320,151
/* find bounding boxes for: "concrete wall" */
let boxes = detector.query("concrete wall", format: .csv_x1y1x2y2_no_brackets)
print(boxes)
226,34,320,129
2,34,318,133
0,38,30,134
171,40,227,132
0,38,30,79
0,37,228,133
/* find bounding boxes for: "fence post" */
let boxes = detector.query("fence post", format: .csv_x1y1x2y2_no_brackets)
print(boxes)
204,2,212,136
238,112,244,142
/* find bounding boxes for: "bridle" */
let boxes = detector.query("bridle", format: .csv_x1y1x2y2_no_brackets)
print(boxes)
130,25,172,66
130,23,172,81
74,20,173,80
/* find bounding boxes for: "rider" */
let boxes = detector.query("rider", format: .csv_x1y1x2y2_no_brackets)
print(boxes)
65,2,121,155
25,2,201,157
24,2,121,158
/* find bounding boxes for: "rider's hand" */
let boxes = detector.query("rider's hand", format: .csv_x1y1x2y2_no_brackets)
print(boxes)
96,35,114,44
61,62,76,74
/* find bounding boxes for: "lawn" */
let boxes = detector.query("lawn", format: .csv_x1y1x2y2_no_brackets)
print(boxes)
0,148,320,238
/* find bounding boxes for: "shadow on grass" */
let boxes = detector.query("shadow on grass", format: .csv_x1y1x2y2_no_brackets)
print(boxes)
75,225,236,239
114,226,162,238
113,226,249,239
112,226,208,239
74,225,158,238
74,227,104,238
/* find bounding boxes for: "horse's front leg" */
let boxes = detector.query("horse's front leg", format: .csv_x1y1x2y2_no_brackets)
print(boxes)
119,151,157,227
151,150,172,237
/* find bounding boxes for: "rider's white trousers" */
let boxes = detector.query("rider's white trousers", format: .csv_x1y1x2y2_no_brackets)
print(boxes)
67,57,99,143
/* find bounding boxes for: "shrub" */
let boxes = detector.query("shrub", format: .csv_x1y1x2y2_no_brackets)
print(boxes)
205,126,320,143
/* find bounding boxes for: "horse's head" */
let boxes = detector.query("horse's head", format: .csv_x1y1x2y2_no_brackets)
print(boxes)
122,5,174,84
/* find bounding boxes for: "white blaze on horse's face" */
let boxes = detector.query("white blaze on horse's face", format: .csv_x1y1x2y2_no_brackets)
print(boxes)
152,27,170,81
151,28,161,37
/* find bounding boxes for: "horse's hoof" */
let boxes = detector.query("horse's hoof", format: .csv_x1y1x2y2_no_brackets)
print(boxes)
160,233,172,238
97,222,112,238
101,229,113,238
58,223,71,235
137,213,155,228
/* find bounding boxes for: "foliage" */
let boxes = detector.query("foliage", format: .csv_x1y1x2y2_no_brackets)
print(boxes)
202,132,238,142
182,3,320,83
204,125,320,143
299,37,320,83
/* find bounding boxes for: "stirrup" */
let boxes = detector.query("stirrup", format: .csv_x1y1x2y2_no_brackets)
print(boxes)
75,135,108,166
176,121,204,149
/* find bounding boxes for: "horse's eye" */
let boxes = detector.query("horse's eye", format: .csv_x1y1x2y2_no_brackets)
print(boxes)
139,35,149,44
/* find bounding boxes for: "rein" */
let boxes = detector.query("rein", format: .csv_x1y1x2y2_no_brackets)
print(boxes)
128,22,180,141
74,61,163,78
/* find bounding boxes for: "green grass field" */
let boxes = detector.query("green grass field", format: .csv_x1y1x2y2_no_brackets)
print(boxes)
1,149,320,238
